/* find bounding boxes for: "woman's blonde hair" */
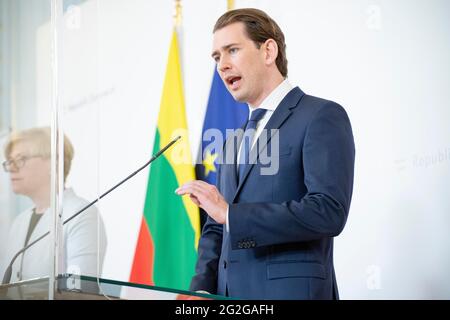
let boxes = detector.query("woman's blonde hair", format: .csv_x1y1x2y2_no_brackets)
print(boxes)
4,127,74,181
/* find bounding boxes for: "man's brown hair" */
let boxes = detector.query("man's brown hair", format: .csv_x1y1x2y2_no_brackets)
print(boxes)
214,8,288,77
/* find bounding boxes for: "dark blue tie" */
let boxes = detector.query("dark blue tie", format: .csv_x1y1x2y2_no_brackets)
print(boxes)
238,108,267,182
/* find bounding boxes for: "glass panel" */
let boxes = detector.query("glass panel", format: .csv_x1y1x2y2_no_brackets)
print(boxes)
59,0,207,299
57,0,105,290
0,275,225,300
0,0,53,300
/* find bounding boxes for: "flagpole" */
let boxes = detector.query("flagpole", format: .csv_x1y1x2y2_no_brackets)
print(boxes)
227,0,235,11
174,0,185,94
174,0,182,27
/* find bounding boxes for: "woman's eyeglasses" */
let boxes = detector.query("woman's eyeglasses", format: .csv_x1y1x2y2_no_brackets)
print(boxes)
2,155,41,172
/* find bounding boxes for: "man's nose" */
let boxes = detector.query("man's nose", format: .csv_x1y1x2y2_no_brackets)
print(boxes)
217,56,231,73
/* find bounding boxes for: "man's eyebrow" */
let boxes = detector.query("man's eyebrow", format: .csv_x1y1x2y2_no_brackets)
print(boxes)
211,43,240,58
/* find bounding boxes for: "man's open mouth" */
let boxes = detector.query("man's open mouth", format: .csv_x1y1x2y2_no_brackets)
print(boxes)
226,76,242,89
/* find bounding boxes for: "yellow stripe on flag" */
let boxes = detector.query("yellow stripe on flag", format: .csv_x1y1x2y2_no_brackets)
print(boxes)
157,29,200,247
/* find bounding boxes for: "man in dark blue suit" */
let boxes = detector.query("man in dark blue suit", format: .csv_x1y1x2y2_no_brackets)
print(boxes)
176,8,355,299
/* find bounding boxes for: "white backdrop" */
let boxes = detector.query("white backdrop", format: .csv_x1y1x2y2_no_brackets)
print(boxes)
30,0,450,299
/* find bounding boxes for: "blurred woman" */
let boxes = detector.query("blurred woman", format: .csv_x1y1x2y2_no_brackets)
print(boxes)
1,127,107,283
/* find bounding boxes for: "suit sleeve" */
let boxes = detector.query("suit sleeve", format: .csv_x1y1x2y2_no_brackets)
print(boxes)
189,165,224,293
228,102,355,249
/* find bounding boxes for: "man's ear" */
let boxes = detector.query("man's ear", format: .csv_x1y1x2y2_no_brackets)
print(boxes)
263,39,279,66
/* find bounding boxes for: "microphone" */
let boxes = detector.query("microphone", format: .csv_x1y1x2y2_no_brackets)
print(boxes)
1,135,181,285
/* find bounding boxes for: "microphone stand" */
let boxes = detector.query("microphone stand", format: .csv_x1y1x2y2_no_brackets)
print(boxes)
1,135,181,285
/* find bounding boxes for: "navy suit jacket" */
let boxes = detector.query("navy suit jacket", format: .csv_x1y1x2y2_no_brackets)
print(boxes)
190,87,355,299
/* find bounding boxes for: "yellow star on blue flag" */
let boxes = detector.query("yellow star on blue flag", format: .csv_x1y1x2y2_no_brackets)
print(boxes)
202,150,218,177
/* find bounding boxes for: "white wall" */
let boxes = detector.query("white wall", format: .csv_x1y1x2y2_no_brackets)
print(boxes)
28,0,450,299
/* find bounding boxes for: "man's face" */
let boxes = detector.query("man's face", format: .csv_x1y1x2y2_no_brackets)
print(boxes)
212,22,267,105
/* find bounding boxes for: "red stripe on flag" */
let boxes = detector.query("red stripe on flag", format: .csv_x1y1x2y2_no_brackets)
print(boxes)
129,217,154,286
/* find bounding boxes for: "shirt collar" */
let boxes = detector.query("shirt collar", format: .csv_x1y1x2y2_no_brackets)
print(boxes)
248,78,293,113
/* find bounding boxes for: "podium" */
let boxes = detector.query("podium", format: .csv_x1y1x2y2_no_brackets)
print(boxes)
0,275,222,300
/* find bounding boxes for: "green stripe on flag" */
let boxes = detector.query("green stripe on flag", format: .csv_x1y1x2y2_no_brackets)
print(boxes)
143,129,197,290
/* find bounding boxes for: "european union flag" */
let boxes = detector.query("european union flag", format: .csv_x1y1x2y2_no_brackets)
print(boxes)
196,70,248,226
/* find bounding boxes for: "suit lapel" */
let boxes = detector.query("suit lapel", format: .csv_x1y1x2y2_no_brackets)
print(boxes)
233,87,305,201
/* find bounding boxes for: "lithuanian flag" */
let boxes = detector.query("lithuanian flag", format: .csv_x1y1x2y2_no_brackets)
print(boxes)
129,29,200,290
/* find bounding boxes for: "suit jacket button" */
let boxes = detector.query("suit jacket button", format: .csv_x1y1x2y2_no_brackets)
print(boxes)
223,261,227,269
